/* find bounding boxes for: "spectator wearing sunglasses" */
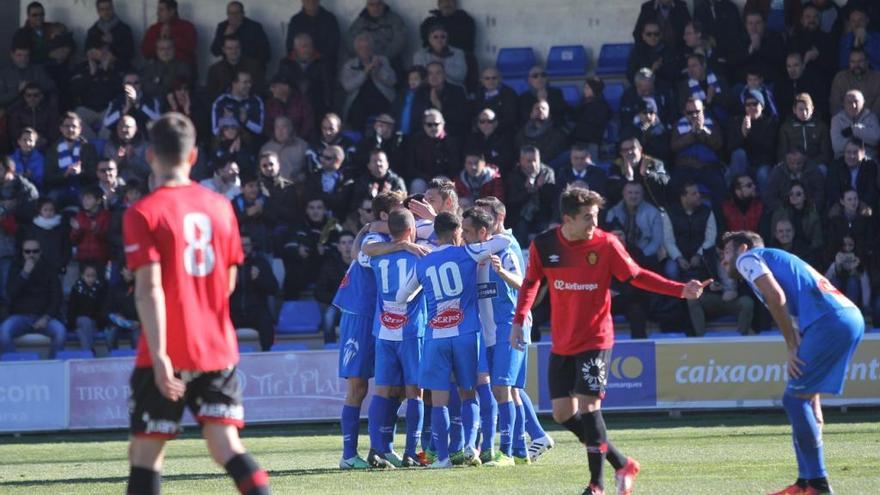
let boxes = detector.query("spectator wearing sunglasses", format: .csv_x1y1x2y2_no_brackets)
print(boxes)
518,65,568,128
470,67,518,138
627,19,678,88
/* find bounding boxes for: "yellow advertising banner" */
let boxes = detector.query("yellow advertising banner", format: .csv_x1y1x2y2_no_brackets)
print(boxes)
656,335,880,403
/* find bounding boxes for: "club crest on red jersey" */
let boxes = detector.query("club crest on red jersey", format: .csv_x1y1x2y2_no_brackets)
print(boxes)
430,308,463,329
380,312,408,329
587,251,598,265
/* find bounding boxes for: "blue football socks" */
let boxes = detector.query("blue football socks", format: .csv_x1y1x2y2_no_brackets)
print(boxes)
405,398,424,457
341,404,361,459
477,383,497,452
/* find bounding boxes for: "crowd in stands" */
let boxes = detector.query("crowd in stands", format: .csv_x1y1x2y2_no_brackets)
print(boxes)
1,0,879,358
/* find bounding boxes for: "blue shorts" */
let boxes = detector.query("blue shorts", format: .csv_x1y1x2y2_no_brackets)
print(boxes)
788,308,864,395
420,332,480,391
338,312,375,379
478,341,526,387
375,338,423,386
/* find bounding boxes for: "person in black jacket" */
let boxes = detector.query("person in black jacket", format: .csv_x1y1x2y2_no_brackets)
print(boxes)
285,0,341,76
0,239,65,357
304,144,355,221
314,230,354,343
66,263,105,351
353,149,407,204
20,198,69,276
571,78,612,159
518,65,568,128
103,265,139,350
411,62,469,138
404,109,461,192
633,0,692,52
85,0,135,70
505,145,556,245
277,33,335,127
232,172,271,253
628,19,679,87
230,234,279,351
465,108,516,173
209,2,271,70
351,114,405,176
258,151,300,255
282,196,342,299
470,67,519,138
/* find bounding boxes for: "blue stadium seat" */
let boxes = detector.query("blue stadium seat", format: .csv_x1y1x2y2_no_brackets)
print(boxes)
91,138,106,157
238,344,258,353
496,47,537,79
108,348,137,357
505,79,529,95
1,351,40,361
272,342,309,352
324,342,340,350
276,300,321,334
341,130,362,144
56,349,94,360
603,81,626,113
595,43,634,76
650,332,688,340
615,331,632,341
557,84,581,107
546,45,588,77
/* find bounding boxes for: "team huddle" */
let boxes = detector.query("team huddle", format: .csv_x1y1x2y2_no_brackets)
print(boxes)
332,183,552,470
121,113,864,495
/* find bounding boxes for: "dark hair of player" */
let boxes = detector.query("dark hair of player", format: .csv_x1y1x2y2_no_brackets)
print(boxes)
462,207,493,235
559,186,605,219
372,190,405,218
722,230,765,251
388,208,415,239
433,211,461,238
474,196,505,220
148,112,196,167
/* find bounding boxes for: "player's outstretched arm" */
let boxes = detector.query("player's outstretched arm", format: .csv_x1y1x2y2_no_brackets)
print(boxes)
753,273,804,379
465,234,511,263
361,240,430,259
395,268,421,304
134,263,185,401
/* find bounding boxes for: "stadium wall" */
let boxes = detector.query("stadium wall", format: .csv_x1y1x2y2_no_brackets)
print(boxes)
17,0,756,85
2,335,878,434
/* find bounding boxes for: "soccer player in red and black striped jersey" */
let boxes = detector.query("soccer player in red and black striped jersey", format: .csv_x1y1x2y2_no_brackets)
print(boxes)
124,113,270,495
511,187,708,495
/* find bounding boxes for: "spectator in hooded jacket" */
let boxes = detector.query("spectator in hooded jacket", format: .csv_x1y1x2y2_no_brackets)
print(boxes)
69,186,110,267
66,263,104,352
454,152,504,205
419,0,476,53
570,78,612,160
727,89,779,186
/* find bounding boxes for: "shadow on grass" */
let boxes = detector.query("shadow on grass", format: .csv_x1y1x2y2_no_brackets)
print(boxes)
0,466,384,488
2,409,877,446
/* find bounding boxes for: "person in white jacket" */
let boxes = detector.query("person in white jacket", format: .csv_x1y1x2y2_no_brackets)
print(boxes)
412,24,467,87
831,89,880,159
340,33,396,132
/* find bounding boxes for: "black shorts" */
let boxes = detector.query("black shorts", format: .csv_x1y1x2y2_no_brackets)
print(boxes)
129,366,244,438
548,349,611,400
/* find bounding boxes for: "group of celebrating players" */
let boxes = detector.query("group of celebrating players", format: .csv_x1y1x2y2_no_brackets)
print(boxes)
121,112,863,495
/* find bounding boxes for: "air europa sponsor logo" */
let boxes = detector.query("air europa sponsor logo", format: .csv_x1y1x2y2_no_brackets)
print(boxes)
553,280,599,291
430,308,463,329
380,312,407,329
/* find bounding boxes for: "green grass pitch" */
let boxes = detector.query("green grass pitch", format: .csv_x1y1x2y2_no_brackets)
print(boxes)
1,410,878,494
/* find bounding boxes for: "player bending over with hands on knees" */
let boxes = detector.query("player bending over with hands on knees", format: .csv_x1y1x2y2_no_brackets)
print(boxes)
510,186,709,495
721,231,863,495
123,113,270,494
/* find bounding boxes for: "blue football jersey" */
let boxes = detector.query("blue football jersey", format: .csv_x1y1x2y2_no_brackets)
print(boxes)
476,244,522,346
368,250,427,341
415,219,439,247
332,232,389,315
398,237,510,340
736,248,857,330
